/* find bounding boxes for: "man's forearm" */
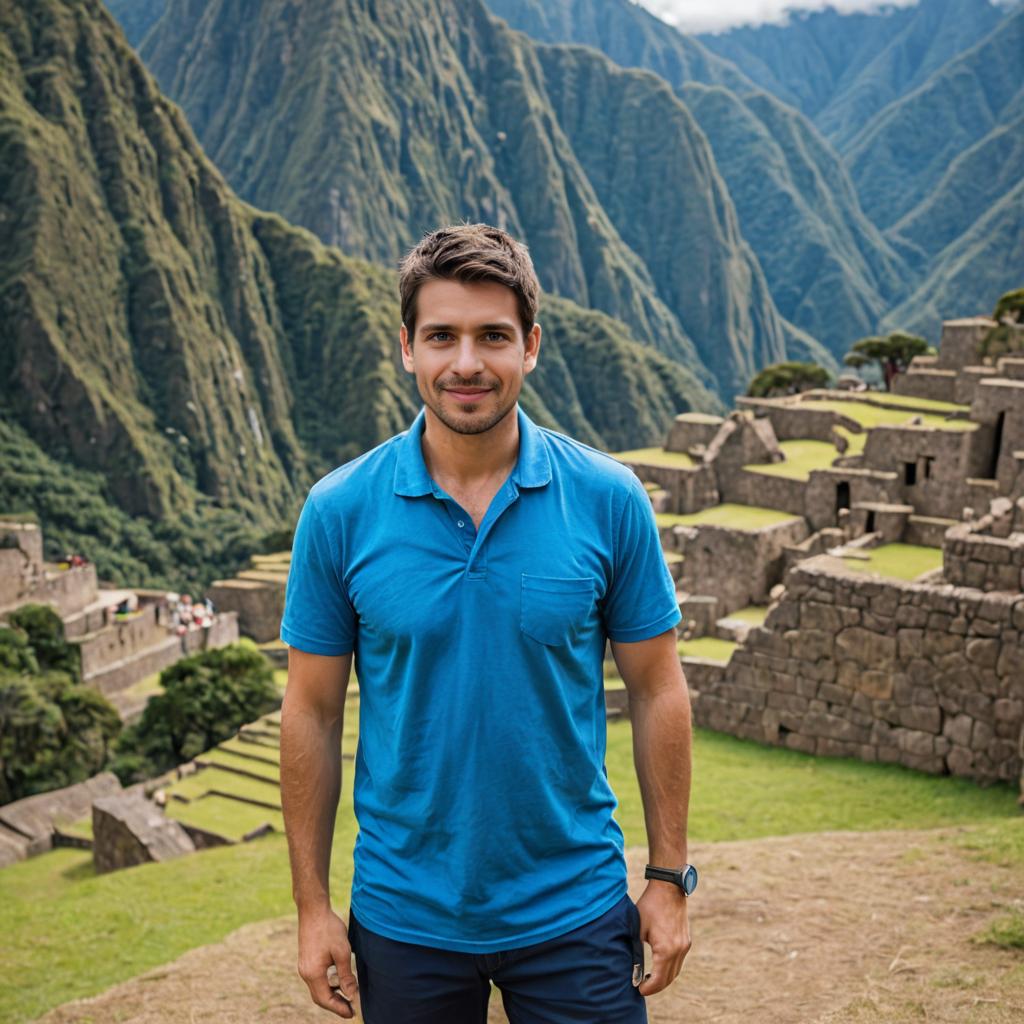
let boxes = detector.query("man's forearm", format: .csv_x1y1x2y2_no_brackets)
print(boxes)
629,668,692,866
280,694,343,913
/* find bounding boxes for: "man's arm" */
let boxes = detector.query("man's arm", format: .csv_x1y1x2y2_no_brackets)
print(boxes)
611,627,693,997
280,646,360,1019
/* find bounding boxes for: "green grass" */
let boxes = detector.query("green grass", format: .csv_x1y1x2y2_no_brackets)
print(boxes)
166,767,282,807
657,503,801,530
974,910,1024,950
3,697,1021,1024
678,637,738,662
611,446,695,468
165,793,285,840
720,605,769,626
851,393,969,415
798,399,977,432
842,543,943,580
743,438,842,480
606,722,1021,845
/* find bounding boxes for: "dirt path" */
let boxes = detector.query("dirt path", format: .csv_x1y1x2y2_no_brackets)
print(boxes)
37,825,1024,1023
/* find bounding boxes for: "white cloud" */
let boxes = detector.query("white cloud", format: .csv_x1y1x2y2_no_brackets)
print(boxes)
634,0,922,35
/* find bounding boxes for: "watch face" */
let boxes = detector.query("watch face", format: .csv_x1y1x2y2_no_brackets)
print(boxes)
683,865,698,894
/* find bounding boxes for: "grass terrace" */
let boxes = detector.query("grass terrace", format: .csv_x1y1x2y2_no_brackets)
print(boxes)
841,542,944,581
719,605,769,626
678,636,738,662
798,399,976,432
657,503,801,531
744,438,842,480
611,446,695,468
3,690,1022,1024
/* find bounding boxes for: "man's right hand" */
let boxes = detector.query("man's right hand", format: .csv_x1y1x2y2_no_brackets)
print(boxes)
297,906,361,1019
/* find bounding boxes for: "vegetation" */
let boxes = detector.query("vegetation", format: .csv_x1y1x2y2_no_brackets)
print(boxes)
0,607,121,804
744,439,844,481
843,332,932,390
841,543,944,581
981,285,1024,360
109,642,280,784
612,447,695,468
2,695,1021,1024
657,504,800,530
747,361,832,397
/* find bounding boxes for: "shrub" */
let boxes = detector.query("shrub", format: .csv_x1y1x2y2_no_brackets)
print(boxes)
0,670,122,805
109,642,279,784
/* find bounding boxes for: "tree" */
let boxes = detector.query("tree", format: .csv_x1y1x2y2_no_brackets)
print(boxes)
7,604,80,681
0,669,121,805
981,286,1024,360
109,641,279,783
747,361,832,398
843,332,931,391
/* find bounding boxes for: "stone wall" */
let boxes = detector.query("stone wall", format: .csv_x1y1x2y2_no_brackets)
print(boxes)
671,516,809,613
971,379,1024,493
804,467,901,531
722,469,807,517
689,556,1024,788
861,425,977,519
207,579,285,642
624,462,719,516
935,319,995,371
943,499,1024,592
736,398,860,443
891,368,957,403
664,412,723,454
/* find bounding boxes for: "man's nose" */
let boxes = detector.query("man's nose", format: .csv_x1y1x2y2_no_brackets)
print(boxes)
451,336,485,378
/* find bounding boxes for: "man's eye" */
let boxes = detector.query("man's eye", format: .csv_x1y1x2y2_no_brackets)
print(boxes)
485,332,508,342
426,332,452,342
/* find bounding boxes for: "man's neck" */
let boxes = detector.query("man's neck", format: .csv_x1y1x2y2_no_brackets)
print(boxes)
420,405,520,490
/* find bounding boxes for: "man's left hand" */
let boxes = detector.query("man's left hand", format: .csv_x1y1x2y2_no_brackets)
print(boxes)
634,881,692,997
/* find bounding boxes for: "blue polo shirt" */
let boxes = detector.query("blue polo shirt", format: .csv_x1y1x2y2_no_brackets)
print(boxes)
280,403,681,953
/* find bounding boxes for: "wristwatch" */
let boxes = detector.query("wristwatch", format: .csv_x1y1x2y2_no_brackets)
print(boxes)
645,863,698,895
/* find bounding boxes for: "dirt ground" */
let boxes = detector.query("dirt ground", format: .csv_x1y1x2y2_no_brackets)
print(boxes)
37,825,1024,1024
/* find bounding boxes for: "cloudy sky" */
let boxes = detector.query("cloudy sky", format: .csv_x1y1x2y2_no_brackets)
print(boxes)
635,0,921,34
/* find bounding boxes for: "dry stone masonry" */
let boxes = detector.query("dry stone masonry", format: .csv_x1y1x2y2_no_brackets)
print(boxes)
616,316,1024,801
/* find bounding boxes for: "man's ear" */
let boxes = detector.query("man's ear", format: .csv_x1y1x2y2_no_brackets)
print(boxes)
523,322,541,376
400,323,414,372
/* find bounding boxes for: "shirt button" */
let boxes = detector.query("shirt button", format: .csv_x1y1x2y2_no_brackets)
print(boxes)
457,520,465,528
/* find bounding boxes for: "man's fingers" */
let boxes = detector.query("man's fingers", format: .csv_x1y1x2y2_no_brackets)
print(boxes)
329,948,361,1009
637,939,690,996
304,970,357,1018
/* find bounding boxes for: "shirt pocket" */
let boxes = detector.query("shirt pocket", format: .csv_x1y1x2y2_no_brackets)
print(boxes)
520,573,596,647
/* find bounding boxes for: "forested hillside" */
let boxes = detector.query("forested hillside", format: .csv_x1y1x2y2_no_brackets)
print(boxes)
0,0,717,587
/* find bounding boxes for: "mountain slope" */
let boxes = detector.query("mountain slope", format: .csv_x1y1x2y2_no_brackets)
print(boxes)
483,0,904,358
0,0,717,587
881,178,1024,338
131,0,814,398
846,7,1024,231
699,0,1008,149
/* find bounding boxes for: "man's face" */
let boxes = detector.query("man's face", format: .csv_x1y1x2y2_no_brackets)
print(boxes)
400,278,541,436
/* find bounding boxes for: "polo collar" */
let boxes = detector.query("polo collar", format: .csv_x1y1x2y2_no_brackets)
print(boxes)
393,403,552,497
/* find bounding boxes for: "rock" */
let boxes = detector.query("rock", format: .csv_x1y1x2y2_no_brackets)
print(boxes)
92,794,196,874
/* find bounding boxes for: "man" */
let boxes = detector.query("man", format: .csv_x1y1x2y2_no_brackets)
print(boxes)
279,224,694,1023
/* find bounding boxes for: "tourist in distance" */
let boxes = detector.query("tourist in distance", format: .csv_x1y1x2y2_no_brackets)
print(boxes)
278,223,696,1023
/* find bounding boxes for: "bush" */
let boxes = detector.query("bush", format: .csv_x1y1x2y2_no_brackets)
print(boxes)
109,642,279,784
0,670,122,805
6,604,79,681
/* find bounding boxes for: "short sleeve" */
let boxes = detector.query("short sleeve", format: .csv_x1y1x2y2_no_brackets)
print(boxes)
279,493,356,655
601,476,682,643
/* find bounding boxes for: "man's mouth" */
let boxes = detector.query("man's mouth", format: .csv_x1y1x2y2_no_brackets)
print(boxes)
445,386,492,402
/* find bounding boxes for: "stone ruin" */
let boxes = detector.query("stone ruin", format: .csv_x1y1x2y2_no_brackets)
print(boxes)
615,316,1024,801
0,521,239,718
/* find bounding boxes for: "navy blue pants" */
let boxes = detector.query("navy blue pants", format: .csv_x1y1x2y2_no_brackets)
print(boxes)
348,892,647,1023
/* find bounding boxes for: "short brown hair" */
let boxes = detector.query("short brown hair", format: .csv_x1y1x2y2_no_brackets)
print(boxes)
398,224,540,342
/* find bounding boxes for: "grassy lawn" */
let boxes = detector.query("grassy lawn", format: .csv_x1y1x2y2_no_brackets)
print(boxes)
678,637,738,662
842,542,944,580
798,399,976,432
611,446,695,468
3,694,1022,1024
657,503,801,531
719,605,769,626
743,438,841,480
850,393,969,415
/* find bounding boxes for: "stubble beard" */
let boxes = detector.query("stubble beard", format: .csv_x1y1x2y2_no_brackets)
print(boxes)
428,379,517,436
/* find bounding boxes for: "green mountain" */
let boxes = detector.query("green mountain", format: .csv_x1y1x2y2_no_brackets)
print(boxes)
699,0,1008,150
127,0,823,398
845,8,1024,230
882,178,1024,338
0,0,718,588
484,0,905,357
